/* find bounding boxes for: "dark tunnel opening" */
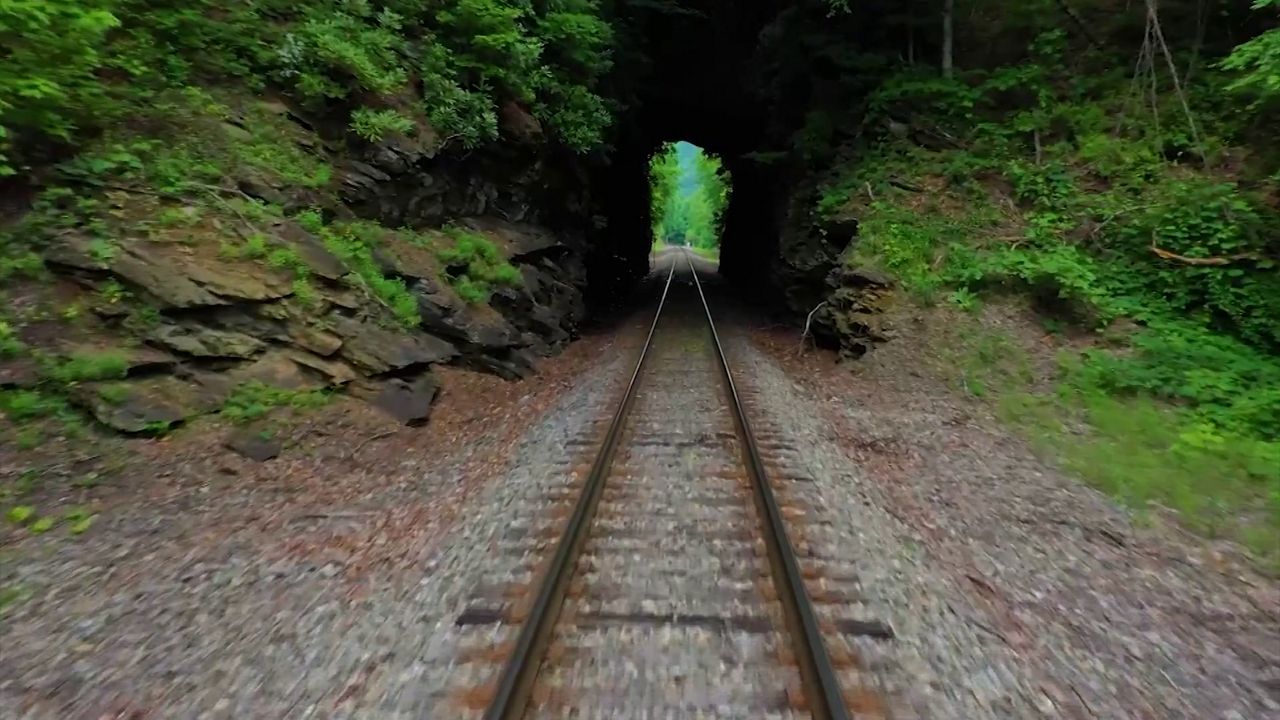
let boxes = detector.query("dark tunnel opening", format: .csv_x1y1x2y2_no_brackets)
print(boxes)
576,0,908,319
582,0,797,309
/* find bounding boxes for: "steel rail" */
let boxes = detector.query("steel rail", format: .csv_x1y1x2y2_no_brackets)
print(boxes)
685,250,852,720
483,259,677,720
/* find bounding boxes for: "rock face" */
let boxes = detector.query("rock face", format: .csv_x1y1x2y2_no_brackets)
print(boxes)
810,265,895,360
23,93,592,437
40,214,587,432
351,373,440,426
337,129,587,232
752,183,894,362
224,429,282,462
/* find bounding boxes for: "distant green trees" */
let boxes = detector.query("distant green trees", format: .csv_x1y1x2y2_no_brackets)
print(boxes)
1221,0,1280,112
648,142,731,250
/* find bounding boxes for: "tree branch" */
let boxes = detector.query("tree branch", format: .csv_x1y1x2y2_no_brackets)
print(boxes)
1051,0,1104,50
1150,241,1256,266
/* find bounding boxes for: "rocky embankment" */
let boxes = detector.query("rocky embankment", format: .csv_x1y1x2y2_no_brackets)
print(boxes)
35,217,583,432
1,94,590,437
764,189,895,361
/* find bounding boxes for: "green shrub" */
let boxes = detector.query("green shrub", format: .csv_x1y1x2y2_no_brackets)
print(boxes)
437,230,523,304
0,0,120,174
0,390,67,422
296,208,325,233
45,352,129,384
1220,1,1280,113
349,107,415,142
819,42,1280,565
316,220,421,327
1069,321,1280,441
291,277,321,307
1103,179,1280,349
0,251,45,281
277,5,410,103
0,321,25,358
221,381,330,424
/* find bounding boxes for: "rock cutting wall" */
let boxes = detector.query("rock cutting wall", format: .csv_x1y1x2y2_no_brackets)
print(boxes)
3,96,592,434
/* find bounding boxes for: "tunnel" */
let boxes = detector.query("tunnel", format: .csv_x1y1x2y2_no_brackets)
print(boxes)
582,0,800,308
572,0,909,318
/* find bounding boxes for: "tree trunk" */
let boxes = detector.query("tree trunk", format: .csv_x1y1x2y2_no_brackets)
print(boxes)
942,0,955,78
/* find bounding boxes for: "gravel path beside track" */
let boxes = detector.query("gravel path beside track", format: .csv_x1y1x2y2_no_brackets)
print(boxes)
722,290,1280,720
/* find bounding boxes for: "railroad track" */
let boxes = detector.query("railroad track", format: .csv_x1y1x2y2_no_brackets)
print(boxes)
482,251,856,719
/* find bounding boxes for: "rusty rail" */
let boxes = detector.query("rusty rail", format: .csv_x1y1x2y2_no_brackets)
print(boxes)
482,252,850,719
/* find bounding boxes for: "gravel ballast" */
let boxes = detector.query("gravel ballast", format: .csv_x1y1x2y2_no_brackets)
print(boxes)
3,261,1276,719
1,312,649,718
720,297,1279,720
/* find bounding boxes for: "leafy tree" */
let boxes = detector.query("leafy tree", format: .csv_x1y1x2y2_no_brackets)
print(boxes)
0,0,119,174
1,0,618,170
649,141,731,250
1220,0,1280,110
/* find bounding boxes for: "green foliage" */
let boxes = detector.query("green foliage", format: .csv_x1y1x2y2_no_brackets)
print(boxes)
824,22,1280,562
266,245,307,274
349,107,414,142
1003,385,1280,568
291,277,321,307
437,230,523,303
97,279,130,306
274,0,612,150
1068,321,1280,440
221,381,330,424
44,351,129,384
649,142,731,250
0,0,120,174
649,143,680,244
1219,1,1280,111
15,427,41,449
315,220,421,327
0,250,45,282
66,507,95,534
295,208,326,234
0,321,24,358
1105,179,1280,348
933,317,1280,569
0,390,68,422
223,233,268,260
6,505,35,525
279,3,409,101
3,0,616,181
1,502,95,535
0,584,28,613
30,90,331,205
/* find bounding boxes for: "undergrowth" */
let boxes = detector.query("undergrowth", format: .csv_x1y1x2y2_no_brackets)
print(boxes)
436,229,523,304
220,381,331,424
1,0,615,175
296,211,423,328
820,30,1280,568
935,318,1280,570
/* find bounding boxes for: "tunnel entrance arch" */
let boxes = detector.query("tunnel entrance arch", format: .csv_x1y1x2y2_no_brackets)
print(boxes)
583,0,790,304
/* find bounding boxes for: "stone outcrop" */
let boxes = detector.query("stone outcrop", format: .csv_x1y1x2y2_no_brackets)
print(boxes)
350,373,440,426
17,91,594,438
39,211,587,433
757,182,893,363
810,265,895,361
